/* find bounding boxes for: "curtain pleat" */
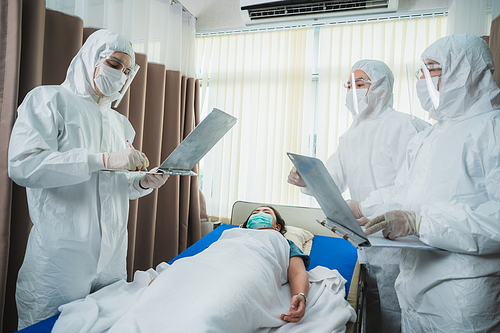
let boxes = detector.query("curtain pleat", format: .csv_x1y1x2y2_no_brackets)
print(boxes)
126,53,149,279
0,1,22,332
133,62,166,272
42,10,83,85
1,6,200,330
154,70,182,265
490,15,500,87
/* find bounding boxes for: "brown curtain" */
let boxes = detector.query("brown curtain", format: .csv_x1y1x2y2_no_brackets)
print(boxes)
0,3,201,331
490,15,500,87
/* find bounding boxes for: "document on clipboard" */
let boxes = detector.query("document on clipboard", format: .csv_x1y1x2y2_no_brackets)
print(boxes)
287,152,437,250
149,108,236,176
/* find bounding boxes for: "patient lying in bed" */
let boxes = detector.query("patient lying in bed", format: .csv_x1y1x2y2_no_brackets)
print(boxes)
52,207,356,333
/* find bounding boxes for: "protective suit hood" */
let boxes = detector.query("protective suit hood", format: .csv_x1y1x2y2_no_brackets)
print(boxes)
62,29,135,105
349,59,394,123
421,33,500,121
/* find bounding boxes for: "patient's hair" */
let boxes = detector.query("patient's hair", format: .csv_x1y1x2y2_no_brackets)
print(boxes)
241,206,287,235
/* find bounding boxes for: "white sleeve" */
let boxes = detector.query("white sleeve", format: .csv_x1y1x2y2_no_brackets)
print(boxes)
418,141,500,255
8,90,92,188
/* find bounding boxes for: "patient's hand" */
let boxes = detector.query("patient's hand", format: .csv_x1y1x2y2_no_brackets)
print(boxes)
280,294,306,323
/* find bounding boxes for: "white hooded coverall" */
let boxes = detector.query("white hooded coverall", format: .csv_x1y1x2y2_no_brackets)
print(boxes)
362,34,500,332
8,30,152,329
304,59,430,332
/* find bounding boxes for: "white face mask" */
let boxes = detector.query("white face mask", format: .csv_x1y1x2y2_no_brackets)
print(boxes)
94,64,127,97
416,76,440,112
345,88,368,115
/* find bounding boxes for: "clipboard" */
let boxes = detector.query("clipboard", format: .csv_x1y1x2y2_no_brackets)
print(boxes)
287,152,437,250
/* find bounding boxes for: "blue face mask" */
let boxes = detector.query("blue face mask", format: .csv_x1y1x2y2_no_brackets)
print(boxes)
246,212,274,229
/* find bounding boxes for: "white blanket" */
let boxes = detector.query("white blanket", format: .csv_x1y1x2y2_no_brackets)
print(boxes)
53,229,356,333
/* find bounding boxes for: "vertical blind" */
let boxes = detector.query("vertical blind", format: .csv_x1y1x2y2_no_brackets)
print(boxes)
197,29,314,220
197,16,448,220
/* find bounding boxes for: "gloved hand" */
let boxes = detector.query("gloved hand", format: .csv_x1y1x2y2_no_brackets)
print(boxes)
357,217,370,226
364,210,421,240
104,148,149,171
140,167,169,189
287,167,307,187
346,200,363,219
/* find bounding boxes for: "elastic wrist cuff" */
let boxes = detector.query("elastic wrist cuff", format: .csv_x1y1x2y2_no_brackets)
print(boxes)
134,177,150,192
139,178,149,190
88,153,105,173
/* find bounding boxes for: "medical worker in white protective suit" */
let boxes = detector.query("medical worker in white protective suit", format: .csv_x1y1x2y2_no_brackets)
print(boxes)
288,59,429,332
8,29,169,329
360,34,500,332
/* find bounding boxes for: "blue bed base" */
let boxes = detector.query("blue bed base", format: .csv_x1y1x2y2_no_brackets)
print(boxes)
18,224,357,332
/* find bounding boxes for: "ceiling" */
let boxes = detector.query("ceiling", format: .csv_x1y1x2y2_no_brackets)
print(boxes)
179,0,450,32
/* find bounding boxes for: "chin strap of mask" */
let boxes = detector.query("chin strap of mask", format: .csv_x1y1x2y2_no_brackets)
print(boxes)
351,72,359,115
421,60,439,109
113,63,140,108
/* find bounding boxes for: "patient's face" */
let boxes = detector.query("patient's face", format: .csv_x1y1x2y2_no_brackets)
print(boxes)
251,207,281,232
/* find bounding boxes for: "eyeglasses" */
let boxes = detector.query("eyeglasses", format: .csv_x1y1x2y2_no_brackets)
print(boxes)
98,55,133,76
415,64,442,79
343,78,372,89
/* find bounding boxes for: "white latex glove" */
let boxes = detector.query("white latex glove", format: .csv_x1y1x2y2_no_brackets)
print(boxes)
104,148,149,171
287,167,307,187
140,167,169,189
364,210,421,240
357,217,370,226
346,200,363,219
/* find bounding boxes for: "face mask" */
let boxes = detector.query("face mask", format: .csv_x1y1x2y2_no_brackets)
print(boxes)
345,88,368,115
416,76,440,112
94,64,127,97
246,212,274,229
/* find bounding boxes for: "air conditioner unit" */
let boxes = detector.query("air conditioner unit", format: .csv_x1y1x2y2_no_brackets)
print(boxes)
241,0,399,25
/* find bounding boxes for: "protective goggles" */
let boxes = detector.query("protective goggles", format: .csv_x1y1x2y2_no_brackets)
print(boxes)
343,77,372,89
415,64,442,79
97,54,135,77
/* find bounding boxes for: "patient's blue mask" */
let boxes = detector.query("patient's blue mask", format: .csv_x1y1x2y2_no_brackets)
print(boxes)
246,212,274,229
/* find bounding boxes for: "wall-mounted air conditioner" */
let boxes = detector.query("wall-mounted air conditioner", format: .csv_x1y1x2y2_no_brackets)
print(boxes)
241,0,399,25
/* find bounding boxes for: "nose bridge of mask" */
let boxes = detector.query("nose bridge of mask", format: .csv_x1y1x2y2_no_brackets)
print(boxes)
421,60,440,109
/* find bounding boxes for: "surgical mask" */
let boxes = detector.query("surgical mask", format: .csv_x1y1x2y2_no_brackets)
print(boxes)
246,212,274,229
94,64,127,97
345,88,368,115
416,76,440,112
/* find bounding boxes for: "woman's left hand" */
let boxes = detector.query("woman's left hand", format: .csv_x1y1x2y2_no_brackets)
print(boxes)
280,294,306,323
140,167,169,189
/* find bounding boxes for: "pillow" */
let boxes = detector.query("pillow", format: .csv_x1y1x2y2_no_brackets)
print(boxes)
284,226,314,255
